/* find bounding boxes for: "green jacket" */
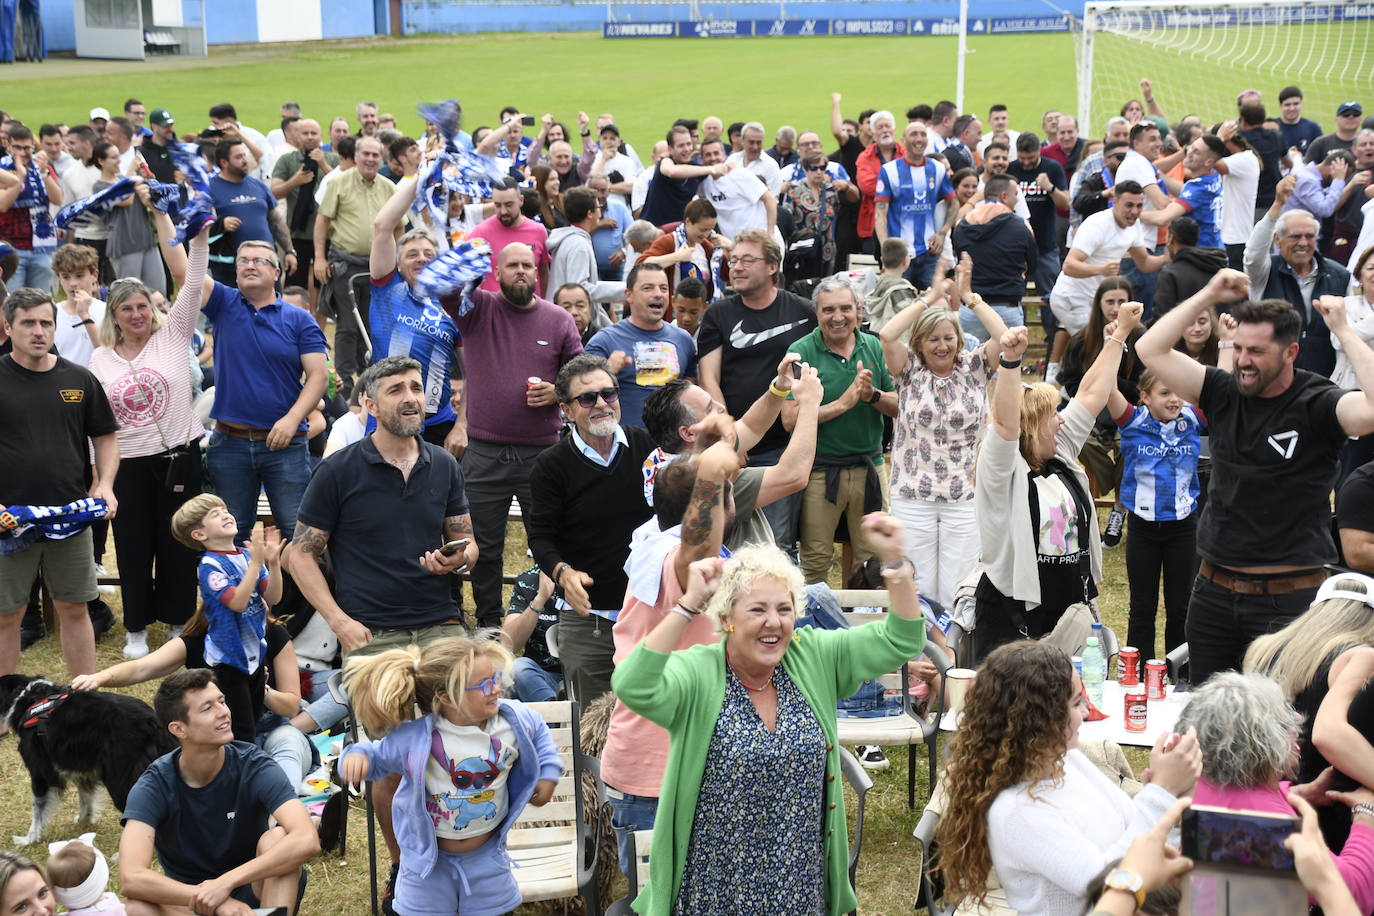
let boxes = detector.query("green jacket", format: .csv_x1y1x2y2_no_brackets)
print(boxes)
612,612,926,915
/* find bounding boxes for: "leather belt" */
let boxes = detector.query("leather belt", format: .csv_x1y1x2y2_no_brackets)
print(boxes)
215,422,273,442
1198,561,1325,596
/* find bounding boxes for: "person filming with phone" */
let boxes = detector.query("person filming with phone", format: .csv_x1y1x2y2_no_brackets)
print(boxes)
284,355,477,912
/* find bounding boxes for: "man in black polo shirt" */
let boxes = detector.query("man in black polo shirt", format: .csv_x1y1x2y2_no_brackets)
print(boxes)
527,353,656,703
1138,272,1374,683
288,355,475,906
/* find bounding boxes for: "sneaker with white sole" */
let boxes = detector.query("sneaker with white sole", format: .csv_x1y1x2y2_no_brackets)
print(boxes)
855,745,890,770
1102,506,1127,548
123,629,150,660
95,563,115,594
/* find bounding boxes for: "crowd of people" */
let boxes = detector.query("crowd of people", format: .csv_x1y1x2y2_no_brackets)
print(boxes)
1,76,1374,916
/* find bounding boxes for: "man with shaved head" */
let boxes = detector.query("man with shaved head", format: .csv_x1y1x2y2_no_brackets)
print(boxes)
272,118,339,304
440,241,582,627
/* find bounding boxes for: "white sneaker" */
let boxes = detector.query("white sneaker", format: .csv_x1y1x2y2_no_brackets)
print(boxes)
123,630,149,660
95,563,115,594
167,624,184,640
1045,362,1061,386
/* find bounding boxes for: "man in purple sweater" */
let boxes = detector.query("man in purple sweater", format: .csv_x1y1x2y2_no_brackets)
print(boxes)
444,243,583,626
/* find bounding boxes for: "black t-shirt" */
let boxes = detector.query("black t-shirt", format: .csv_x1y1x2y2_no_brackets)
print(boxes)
1197,366,1347,567
1337,461,1374,544
141,137,178,184
639,160,703,227
696,289,818,454
505,565,560,673
122,741,296,884
0,355,118,506
296,436,469,630
1242,127,1285,209
1006,157,1067,252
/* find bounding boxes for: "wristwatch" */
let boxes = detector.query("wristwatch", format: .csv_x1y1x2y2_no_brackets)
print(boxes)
867,388,882,404
1103,868,1146,909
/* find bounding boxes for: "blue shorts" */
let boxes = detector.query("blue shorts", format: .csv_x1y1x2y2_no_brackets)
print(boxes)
395,839,520,916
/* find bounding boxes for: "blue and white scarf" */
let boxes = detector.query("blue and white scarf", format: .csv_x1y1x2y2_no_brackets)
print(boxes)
0,498,109,555
2,155,55,251
167,140,213,193
671,223,724,302
413,238,492,300
54,177,136,229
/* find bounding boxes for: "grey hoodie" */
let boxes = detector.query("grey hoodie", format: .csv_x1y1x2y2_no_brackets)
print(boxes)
546,225,626,304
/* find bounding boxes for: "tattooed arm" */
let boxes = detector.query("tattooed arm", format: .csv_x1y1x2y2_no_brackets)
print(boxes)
288,522,373,653
419,513,479,575
672,439,741,592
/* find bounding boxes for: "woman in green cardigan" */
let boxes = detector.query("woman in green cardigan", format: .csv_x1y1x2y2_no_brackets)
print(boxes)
612,512,927,915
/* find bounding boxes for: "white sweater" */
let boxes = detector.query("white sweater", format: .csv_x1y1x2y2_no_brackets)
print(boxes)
987,749,1178,916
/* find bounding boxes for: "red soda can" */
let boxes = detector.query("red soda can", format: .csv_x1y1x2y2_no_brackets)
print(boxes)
1145,659,1167,700
1118,647,1140,686
526,377,541,388
1124,689,1148,731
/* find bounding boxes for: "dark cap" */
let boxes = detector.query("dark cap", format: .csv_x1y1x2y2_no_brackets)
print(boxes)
1338,101,1363,116
149,108,175,127
599,123,620,137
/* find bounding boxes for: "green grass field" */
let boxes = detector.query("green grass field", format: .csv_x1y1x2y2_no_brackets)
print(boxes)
0,30,1084,148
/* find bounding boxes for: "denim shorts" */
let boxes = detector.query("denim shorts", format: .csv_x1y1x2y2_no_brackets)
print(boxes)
395,840,520,916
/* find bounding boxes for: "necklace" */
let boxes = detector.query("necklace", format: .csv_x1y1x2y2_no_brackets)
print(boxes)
725,649,774,692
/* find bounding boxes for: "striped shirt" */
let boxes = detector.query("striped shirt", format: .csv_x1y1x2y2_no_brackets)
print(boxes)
875,157,954,257
368,270,458,426
1116,404,1206,522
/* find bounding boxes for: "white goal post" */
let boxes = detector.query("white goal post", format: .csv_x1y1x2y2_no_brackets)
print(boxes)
1077,0,1373,138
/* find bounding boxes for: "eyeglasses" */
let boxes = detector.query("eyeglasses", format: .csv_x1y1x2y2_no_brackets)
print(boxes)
806,163,827,172
727,254,765,266
572,387,620,408
464,672,505,698
236,256,278,268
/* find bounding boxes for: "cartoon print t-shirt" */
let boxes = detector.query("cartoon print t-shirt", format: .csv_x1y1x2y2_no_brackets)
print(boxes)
1032,472,1082,558
425,714,519,839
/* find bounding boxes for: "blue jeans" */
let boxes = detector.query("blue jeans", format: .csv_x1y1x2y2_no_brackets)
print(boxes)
798,583,905,718
512,656,561,702
960,303,1024,344
205,431,311,543
902,248,941,290
301,667,348,731
13,249,53,292
607,788,659,877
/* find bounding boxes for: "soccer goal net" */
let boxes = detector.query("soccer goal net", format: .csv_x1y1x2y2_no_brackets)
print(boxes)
1077,0,1373,137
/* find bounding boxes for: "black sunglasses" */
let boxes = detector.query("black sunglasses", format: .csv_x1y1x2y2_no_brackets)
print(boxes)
806,162,827,171
572,387,619,408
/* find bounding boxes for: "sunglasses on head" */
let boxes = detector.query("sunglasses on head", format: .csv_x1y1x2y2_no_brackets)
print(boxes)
572,387,620,408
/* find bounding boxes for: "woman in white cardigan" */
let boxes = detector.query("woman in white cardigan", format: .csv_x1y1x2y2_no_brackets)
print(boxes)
970,302,1143,661
935,641,1201,916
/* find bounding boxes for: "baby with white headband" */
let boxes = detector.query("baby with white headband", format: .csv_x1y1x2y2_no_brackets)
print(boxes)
45,834,124,915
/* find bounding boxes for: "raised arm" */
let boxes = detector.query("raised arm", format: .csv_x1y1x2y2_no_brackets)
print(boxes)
735,353,799,454
879,292,931,378
672,433,740,590
371,173,418,280
1073,302,1141,416
1320,297,1374,437
762,367,821,507
991,327,1030,441
830,93,847,146
1137,269,1249,404
1245,176,1295,292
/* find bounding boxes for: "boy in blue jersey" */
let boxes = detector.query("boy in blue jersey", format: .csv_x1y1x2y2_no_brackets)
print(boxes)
874,120,957,289
1108,368,1205,657
366,166,465,456
171,494,283,743
1141,134,1229,251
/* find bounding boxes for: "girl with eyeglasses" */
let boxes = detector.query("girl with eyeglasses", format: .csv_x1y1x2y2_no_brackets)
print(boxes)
90,140,164,293
340,635,562,916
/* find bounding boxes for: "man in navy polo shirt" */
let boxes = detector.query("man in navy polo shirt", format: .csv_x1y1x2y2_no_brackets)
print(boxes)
199,240,328,544
208,140,296,287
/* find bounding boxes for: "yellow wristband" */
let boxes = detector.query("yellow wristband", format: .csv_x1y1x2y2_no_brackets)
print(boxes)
768,382,789,398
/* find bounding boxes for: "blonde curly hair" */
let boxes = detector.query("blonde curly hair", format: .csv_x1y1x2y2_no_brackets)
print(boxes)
706,545,806,637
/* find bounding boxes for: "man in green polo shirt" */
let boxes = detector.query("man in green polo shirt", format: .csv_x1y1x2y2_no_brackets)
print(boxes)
314,135,397,395
781,277,898,583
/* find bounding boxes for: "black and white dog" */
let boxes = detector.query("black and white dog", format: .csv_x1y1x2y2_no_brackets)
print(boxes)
0,674,175,845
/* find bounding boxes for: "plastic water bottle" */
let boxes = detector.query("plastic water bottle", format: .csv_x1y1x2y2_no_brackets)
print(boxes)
1082,636,1106,706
